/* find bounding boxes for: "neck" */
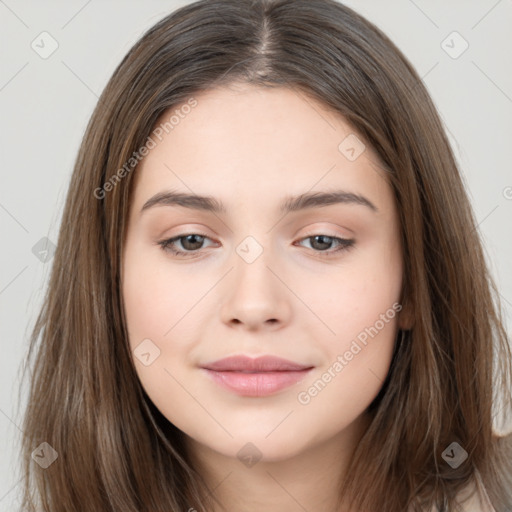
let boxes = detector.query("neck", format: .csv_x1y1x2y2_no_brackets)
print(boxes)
185,412,372,512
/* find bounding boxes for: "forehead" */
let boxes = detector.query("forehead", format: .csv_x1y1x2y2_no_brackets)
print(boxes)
130,84,391,215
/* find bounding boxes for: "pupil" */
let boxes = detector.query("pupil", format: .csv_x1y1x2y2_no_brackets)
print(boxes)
313,235,332,250
184,234,203,250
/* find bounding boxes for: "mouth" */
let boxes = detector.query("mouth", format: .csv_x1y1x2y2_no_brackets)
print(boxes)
200,355,314,397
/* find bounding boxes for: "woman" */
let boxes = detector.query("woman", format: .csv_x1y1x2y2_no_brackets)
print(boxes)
20,1,512,510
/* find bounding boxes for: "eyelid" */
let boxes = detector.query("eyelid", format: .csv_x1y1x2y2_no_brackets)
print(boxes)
160,231,214,247
299,227,351,240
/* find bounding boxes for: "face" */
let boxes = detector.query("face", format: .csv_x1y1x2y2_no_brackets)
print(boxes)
122,83,406,464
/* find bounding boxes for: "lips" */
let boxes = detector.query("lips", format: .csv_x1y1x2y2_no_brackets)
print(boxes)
202,355,312,372
200,355,314,397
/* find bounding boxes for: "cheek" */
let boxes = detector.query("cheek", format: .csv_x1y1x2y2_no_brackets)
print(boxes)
295,297,401,439
295,241,402,406
123,275,166,350
122,243,197,350
122,245,202,427
297,242,402,347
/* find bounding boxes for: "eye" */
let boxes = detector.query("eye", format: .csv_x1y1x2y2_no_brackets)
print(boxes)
295,234,355,257
158,232,354,259
158,233,216,257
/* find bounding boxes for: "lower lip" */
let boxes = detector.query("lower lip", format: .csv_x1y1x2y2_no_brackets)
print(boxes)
202,368,313,397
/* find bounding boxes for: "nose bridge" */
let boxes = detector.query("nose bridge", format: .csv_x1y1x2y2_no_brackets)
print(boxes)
219,231,291,329
232,232,277,292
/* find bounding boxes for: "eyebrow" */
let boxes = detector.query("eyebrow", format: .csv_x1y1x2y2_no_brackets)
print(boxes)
140,189,378,215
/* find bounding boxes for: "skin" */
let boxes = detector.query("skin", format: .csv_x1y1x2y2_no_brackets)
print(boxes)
121,83,409,512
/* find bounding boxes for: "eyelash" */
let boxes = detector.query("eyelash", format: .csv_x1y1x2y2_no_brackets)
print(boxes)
157,232,355,259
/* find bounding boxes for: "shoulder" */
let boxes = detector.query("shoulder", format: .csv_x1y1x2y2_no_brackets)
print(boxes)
453,469,496,512
412,470,496,512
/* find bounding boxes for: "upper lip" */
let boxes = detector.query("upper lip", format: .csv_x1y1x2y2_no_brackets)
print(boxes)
201,355,313,372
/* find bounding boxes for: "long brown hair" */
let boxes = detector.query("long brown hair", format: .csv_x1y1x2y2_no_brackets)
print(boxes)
19,0,512,510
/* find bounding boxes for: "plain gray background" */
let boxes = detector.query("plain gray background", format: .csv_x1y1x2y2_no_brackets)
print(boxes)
1,0,511,509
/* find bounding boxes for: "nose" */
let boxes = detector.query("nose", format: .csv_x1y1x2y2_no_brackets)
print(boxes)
219,245,292,332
